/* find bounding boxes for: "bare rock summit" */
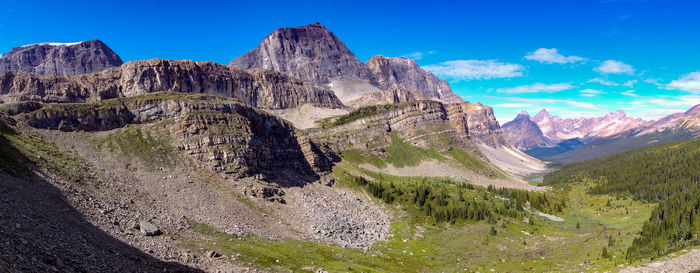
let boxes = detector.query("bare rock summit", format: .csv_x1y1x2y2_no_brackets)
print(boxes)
0,40,123,76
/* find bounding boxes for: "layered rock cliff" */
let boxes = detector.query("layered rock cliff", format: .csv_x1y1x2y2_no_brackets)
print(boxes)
4,92,334,181
312,100,509,154
365,55,463,103
0,59,344,110
228,23,376,86
0,40,123,76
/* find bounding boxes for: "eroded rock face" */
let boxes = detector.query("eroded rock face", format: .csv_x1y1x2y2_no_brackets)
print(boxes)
8,93,335,181
312,100,509,154
345,89,418,108
0,40,123,76
0,59,344,110
366,55,463,103
228,22,376,86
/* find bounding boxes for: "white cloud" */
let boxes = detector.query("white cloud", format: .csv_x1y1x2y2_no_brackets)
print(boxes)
401,50,435,60
580,89,605,97
496,83,574,94
594,60,635,74
588,77,619,86
422,60,524,81
621,90,638,97
623,80,637,87
665,72,700,93
524,48,586,64
403,52,424,60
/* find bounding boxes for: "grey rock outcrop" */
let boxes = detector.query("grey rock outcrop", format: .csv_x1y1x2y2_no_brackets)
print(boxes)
366,55,463,103
0,59,344,110
0,40,123,76
228,22,376,86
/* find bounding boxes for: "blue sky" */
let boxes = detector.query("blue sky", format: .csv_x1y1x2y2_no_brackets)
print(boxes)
1,0,698,123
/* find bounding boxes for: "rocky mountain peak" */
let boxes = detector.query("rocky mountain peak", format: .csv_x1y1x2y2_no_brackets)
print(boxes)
605,110,627,120
532,109,552,122
516,110,530,119
227,22,376,86
0,39,123,76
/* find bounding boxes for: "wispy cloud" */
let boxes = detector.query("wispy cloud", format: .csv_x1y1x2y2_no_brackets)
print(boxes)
623,80,637,87
588,77,619,86
496,83,574,94
524,48,586,64
665,72,700,93
422,60,524,81
594,60,635,75
621,90,638,97
401,50,436,60
580,89,605,97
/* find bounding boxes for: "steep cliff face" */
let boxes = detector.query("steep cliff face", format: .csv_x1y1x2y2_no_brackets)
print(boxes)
365,55,463,103
0,40,123,76
501,111,552,150
312,100,509,154
0,59,344,110
228,23,375,86
6,92,334,181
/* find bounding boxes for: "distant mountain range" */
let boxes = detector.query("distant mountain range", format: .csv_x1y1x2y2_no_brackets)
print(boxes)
502,105,700,162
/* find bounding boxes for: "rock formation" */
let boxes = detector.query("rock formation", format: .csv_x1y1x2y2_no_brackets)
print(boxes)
228,23,376,86
365,55,463,103
0,59,344,110
0,40,123,76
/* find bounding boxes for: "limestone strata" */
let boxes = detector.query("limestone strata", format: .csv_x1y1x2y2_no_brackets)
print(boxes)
9,92,334,181
312,100,509,154
0,59,344,110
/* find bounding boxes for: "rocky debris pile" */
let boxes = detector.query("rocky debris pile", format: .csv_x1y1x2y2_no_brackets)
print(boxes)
0,59,344,110
139,221,161,236
621,249,700,272
0,40,123,76
294,185,390,248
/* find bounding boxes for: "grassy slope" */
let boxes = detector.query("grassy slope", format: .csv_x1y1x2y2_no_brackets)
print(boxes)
180,162,658,272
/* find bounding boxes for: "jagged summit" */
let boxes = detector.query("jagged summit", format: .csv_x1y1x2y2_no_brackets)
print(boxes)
0,40,123,76
227,22,375,86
